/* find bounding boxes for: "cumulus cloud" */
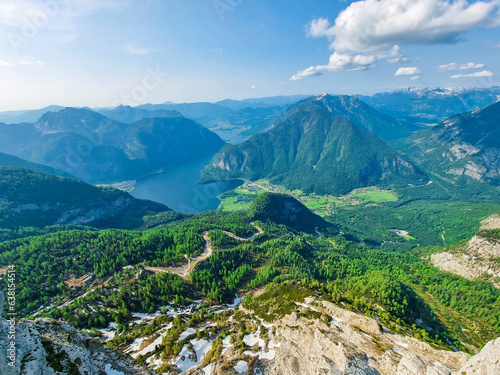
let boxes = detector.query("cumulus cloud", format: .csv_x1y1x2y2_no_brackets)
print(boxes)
395,67,421,76
450,70,494,78
411,75,420,80
290,52,375,80
291,0,500,80
437,62,485,71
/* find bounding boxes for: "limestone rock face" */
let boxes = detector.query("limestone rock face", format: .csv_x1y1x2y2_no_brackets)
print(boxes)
431,215,500,288
0,318,147,375
458,337,500,374
265,303,468,375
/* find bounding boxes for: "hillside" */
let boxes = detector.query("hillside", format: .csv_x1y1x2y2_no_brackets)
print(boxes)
0,151,74,178
0,108,225,183
0,167,168,230
431,214,500,288
2,202,500,372
202,96,427,195
398,101,500,188
247,192,334,233
298,94,419,140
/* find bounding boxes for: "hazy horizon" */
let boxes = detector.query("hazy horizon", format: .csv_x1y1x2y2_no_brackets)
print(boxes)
0,0,499,111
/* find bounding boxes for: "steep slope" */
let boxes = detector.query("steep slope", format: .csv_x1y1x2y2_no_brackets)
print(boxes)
431,214,500,288
202,96,427,195
0,166,167,229
0,151,73,178
124,117,224,170
247,192,335,233
0,317,147,375
399,101,500,187
0,108,225,183
299,94,419,140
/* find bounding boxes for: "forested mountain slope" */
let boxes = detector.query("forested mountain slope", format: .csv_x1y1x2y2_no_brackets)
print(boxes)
202,96,427,195
0,108,225,183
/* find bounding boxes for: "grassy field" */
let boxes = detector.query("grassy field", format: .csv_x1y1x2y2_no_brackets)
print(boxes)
218,180,399,216
353,189,399,203
218,180,500,252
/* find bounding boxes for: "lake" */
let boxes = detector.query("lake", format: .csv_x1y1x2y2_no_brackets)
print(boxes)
131,153,243,213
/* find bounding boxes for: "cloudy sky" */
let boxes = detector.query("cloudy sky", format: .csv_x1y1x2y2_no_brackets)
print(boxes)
0,0,499,110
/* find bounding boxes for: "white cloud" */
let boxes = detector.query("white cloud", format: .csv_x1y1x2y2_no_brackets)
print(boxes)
251,85,256,89
290,52,375,80
0,56,42,66
291,0,500,79
125,44,151,55
437,62,485,71
450,70,494,78
395,67,421,76
410,75,420,80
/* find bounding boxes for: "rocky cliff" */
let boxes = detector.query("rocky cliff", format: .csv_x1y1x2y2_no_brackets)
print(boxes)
0,318,147,375
431,215,500,288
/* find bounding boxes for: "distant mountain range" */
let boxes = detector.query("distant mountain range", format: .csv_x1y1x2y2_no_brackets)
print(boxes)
202,94,428,195
0,105,65,124
0,108,224,183
96,105,183,123
359,86,500,125
398,101,500,187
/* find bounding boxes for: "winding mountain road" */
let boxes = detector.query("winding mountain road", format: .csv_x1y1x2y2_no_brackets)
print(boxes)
144,223,263,280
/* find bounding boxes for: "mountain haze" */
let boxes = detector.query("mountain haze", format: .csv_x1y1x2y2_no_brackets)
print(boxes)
0,108,225,183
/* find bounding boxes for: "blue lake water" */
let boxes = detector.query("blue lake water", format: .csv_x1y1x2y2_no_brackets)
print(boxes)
131,153,243,213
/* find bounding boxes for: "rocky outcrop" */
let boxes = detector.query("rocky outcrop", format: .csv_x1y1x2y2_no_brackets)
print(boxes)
458,337,500,374
0,318,147,375
262,297,469,375
431,215,500,288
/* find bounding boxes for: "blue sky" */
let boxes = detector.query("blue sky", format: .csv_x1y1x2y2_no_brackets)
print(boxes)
0,0,499,110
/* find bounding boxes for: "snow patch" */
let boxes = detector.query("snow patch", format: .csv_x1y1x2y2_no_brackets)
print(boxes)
104,364,125,375
234,360,249,373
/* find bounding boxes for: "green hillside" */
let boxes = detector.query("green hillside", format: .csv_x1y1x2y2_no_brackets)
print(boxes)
202,98,427,195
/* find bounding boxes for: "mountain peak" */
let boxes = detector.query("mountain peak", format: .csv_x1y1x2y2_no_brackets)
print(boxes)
34,107,114,135
202,99,427,195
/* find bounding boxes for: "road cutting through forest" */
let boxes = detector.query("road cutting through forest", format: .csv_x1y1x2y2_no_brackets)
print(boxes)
143,223,263,280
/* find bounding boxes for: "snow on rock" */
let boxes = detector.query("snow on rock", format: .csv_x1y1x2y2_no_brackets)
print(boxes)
179,327,197,341
105,363,126,375
221,334,233,355
234,360,249,374
131,312,159,322
124,337,145,355
227,295,242,308
243,329,265,348
173,338,214,372
203,363,213,375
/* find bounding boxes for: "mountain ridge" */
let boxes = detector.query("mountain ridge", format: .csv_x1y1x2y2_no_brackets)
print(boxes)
202,96,428,195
